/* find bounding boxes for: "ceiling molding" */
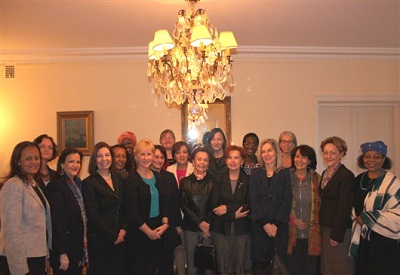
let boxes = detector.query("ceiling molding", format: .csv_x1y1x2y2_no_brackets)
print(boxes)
1,46,399,65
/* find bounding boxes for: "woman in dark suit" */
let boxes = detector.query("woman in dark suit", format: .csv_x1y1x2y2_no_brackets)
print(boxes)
211,145,251,275
319,136,355,275
45,148,87,274
249,138,292,274
124,140,170,275
82,142,126,275
151,145,181,275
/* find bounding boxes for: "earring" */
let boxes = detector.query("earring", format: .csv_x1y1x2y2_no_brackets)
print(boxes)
60,169,65,176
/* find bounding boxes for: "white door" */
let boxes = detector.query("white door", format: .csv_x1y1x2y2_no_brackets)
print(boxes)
317,100,399,177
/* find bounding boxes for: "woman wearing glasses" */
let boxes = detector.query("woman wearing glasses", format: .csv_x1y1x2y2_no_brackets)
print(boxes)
278,131,297,169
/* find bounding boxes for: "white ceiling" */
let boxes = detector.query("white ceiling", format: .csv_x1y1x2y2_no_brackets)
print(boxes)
1,0,399,51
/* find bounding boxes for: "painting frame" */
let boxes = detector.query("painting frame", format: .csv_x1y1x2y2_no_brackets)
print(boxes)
181,97,231,146
57,111,94,156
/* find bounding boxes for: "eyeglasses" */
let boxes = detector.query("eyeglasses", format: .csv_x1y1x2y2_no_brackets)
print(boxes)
280,140,294,145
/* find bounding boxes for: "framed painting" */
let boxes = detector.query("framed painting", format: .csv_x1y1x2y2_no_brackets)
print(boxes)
57,111,94,155
181,97,231,146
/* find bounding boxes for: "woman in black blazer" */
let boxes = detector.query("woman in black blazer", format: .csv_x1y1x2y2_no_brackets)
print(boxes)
82,142,126,275
319,136,355,275
249,138,292,274
211,145,251,275
124,140,170,275
45,148,87,274
151,145,181,275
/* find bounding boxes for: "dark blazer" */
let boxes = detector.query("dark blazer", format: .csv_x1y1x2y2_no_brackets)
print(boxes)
208,156,228,177
249,167,292,226
249,167,292,262
180,173,214,232
123,170,168,235
45,174,84,268
159,170,182,250
37,166,57,190
82,172,125,242
159,170,181,229
210,169,251,236
319,164,355,242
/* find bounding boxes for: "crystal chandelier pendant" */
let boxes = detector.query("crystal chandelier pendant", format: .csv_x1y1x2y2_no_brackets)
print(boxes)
147,0,237,125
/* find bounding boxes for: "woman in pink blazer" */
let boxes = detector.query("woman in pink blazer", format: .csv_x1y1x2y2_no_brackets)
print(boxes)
166,141,194,275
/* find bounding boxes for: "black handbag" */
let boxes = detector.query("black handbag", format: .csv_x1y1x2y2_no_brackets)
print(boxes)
194,238,217,271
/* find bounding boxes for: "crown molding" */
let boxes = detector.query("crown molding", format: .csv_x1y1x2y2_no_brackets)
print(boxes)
1,46,399,64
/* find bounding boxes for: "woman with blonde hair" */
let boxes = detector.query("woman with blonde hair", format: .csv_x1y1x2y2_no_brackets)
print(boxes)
249,138,292,274
124,139,170,274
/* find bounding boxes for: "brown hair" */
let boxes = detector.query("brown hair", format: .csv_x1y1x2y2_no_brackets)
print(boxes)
88,142,113,175
225,145,246,160
320,136,347,157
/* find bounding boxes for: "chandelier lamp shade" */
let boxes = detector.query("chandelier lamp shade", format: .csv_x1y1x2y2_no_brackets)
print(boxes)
146,0,237,126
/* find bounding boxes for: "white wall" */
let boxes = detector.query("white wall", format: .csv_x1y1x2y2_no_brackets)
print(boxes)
1,57,399,179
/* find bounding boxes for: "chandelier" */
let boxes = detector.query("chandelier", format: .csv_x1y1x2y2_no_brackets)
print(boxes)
146,0,237,126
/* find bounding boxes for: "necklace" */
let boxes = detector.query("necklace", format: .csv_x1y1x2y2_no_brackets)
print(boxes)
360,171,385,191
99,172,111,180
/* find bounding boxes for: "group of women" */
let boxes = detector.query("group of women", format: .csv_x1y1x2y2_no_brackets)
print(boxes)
0,129,399,275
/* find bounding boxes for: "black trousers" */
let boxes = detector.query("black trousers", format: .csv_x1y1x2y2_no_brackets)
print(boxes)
355,230,400,275
287,239,318,275
0,255,46,275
